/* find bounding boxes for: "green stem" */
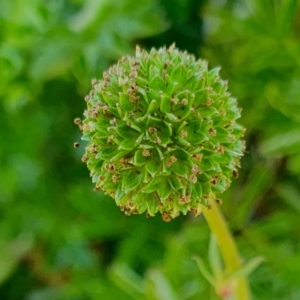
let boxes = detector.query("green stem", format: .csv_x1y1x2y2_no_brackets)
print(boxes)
202,196,250,300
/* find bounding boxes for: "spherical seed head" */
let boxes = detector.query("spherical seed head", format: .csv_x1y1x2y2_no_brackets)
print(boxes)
80,45,245,220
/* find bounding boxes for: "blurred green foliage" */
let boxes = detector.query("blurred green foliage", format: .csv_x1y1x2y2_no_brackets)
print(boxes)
1,0,300,299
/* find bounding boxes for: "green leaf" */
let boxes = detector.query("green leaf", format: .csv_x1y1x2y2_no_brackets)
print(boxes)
149,75,165,90
146,157,161,177
168,175,182,190
229,256,265,280
147,117,172,146
108,262,145,299
207,67,221,85
147,99,158,113
133,150,148,166
146,195,159,216
157,178,172,200
191,181,202,199
122,170,143,193
170,64,186,83
116,124,138,139
160,95,171,113
143,177,160,193
208,234,223,280
172,162,189,177
193,256,215,286
118,138,137,150
184,120,209,144
0,235,33,285
146,269,179,300
119,93,136,112
260,128,300,156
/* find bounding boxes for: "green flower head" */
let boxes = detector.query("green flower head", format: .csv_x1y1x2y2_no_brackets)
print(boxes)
77,45,245,221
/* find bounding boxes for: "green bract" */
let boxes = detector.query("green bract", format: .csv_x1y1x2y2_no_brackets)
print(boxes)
78,45,245,221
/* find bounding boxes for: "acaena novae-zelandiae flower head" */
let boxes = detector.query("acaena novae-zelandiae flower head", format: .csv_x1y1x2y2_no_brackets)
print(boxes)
76,45,245,221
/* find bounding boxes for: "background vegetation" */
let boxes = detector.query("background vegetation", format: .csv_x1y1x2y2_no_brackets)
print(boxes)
1,0,300,299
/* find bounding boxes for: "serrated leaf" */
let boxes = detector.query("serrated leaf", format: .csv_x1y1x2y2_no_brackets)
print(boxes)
197,106,219,118
172,162,189,177
102,92,119,106
147,117,172,145
148,64,160,82
184,120,209,144
207,67,221,84
172,149,191,164
157,178,172,200
191,181,202,199
133,150,148,166
118,138,137,150
165,113,178,122
146,195,159,216
143,177,159,193
160,95,171,113
149,75,165,90
116,124,139,139
168,175,182,190
146,157,161,176
97,146,118,160
200,158,215,171
119,93,135,112
122,170,143,193
170,64,186,82
147,99,158,113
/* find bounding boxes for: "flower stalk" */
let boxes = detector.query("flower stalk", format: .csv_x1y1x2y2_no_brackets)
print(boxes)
202,196,250,299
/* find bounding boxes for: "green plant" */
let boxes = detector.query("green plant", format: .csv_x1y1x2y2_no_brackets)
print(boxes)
77,45,260,299
78,45,245,219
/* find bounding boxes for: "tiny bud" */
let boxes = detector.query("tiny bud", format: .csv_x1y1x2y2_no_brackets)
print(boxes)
171,97,179,105
211,177,219,185
105,164,115,172
154,136,161,144
217,145,225,154
216,199,223,205
162,212,172,222
190,174,197,183
74,118,81,125
142,149,151,157
148,126,157,134
192,153,203,162
191,165,202,174
181,98,188,105
209,128,217,136
112,174,119,183
169,43,176,52
92,112,99,118
233,170,239,178
110,118,117,125
180,130,188,138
